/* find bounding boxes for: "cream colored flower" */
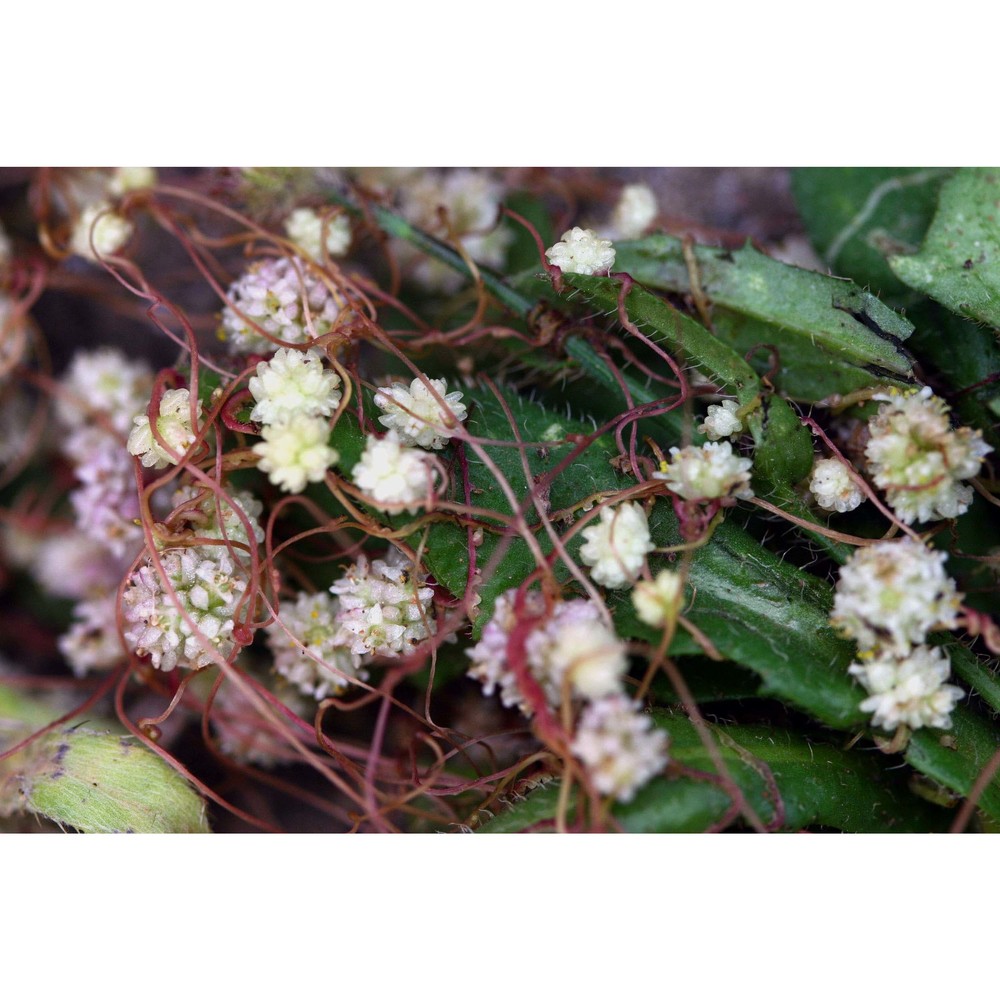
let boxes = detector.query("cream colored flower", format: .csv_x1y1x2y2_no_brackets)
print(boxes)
545,227,616,275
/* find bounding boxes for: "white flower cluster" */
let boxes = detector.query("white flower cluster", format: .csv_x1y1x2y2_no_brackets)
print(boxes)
698,399,744,442
832,538,965,733
127,387,202,469
809,457,865,513
865,386,991,524
571,694,669,802
64,168,154,262
467,589,668,801
266,591,364,700
397,169,513,293
248,347,342,426
253,415,340,494
69,203,134,261
653,441,754,501
545,227,616,276
831,538,960,655
121,546,249,672
351,374,467,512
352,431,437,513
284,207,351,261
467,591,627,714
374,376,468,450
632,569,684,628
248,348,341,494
848,645,963,732
608,183,658,240
219,256,346,354
329,549,435,658
579,501,655,589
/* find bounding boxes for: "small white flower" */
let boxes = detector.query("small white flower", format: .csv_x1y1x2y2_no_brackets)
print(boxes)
284,207,351,260
330,550,435,657
56,347,153,436
698,399,744,441
374,375,468,450
219,256,347,354
809,457,865,513
248,347,342,425
252,414,339,493
59,593,124,677
579,502,655,589
632,570,684,628
69,202,133,260
352,431,437,513
610,183,658,239
830,538,961,655
653,440,754,501
108,167,156,197
865,386,991,523
849,645,964,732
545,227,616,276
571,694,669,803
266,591,364,699
127,388,202,469
533,615,629,701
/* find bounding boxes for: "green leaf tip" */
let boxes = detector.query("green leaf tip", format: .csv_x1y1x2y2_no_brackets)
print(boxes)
10,728,210,834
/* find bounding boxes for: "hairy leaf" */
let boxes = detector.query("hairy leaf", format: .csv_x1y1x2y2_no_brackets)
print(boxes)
889,168,1000,329
615,235,916,376
478,715,952,832
791,167,949,297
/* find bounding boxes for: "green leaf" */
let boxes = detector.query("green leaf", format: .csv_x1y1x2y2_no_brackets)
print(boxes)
903,301,1000,446
889,168,1000,329
414,382,628,636
5,727,210,833
710,308,913,402
615,236,916,377
674,514,866,728
478,715,952,832
905,707,1000,823
561,272,762,405
746,395,813,495
790,167,949,297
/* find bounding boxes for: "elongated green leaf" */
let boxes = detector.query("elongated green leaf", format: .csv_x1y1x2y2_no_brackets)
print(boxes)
672,513,866,728
561,272,762,405
889,168,1000,329
710,308,913,402
905,707,1000,822
791,167,949,297
478,715,952,832
615,236,916,376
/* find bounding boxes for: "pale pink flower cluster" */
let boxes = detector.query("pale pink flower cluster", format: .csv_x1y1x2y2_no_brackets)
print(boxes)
329,549,436,658
219,256,347,354
266,591,364,700
467,588,668,801
865,386,991,524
